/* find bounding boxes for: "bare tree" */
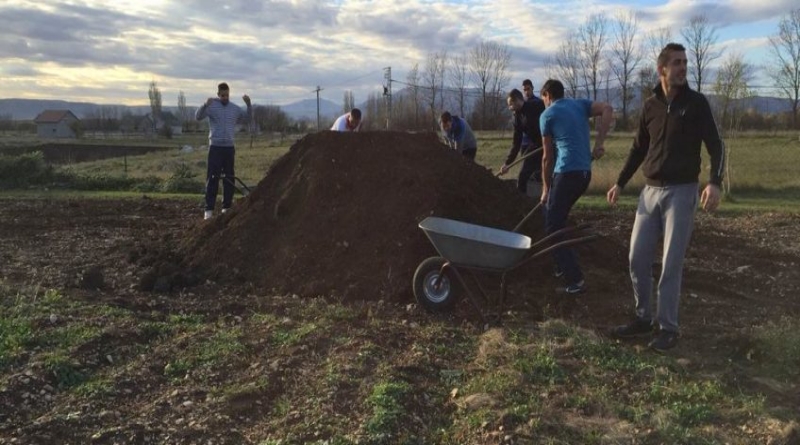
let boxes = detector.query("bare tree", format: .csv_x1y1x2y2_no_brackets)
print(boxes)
636,66,658,106
713,53,754,133
449,53,470,116
253,105,290,133
551,33,582,98
610,10,642,129
423,51,448,129
768,8,800,129
681,14,722,93
578,13,609,100
406,63,421,128
712,53,753,195
0,113,13,134
148,80,162,136
646,26,673,63
469,40,512,130
177,91,189,132
342,90,355,114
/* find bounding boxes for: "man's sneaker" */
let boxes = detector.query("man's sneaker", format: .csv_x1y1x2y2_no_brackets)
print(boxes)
648,330,679,352
204,210,213,220
611,318,655,338
221,208,230,214
565,280,586,294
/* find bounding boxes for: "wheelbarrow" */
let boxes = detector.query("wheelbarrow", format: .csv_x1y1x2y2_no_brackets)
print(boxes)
412,206,597,323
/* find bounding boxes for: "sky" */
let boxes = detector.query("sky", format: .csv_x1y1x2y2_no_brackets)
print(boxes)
0,0,796,108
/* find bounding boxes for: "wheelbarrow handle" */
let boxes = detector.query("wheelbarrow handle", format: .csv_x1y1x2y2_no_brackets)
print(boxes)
510,234,599,273
530,223,592,250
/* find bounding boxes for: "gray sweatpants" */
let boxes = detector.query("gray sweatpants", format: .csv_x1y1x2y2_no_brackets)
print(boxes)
629,183,698,333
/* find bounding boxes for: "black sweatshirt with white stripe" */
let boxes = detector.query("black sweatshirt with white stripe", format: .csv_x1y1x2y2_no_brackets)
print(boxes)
617,84,725,188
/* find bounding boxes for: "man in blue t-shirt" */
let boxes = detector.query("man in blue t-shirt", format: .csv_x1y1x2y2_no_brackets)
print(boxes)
539,79,614,294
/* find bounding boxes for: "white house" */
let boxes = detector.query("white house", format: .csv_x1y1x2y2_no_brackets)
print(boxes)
34,110,80,138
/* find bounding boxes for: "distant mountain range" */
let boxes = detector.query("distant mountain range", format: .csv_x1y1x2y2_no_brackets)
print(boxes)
0,92,794,122
0,97,344,122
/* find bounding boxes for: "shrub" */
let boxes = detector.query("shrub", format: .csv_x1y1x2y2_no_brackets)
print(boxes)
0,151,54,187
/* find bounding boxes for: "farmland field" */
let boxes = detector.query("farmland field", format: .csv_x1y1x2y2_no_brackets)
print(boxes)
0,131,799,444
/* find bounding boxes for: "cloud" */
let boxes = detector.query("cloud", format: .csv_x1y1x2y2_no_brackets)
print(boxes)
0,0,795,105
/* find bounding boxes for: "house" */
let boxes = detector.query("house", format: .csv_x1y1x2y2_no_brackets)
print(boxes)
34,110,80,138
140,111,183,136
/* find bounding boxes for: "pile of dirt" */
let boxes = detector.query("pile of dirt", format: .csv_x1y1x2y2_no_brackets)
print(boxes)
178,131,601,301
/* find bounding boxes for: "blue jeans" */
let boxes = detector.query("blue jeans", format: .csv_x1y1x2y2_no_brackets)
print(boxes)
544,170,591,285
517,145,542,194
205,145,235,211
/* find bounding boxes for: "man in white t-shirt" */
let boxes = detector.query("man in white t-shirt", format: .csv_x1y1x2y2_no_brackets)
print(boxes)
330,108,363,132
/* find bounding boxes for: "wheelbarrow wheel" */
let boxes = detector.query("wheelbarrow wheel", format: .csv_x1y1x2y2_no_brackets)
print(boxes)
413,257,459,312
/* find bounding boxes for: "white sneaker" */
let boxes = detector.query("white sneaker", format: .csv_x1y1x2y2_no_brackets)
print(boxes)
204,210,213,220
221,208,230,214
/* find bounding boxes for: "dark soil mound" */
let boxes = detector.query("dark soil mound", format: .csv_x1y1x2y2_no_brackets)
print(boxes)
177,131,631,303
180,131,554,301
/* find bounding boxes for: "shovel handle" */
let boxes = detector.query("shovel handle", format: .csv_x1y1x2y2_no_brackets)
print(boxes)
495,147,542,177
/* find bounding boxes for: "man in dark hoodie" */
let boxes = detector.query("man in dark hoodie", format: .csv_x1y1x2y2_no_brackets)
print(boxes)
498,87,545,197
607,43,725,352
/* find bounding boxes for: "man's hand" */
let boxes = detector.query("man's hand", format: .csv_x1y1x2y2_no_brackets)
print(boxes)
606,184,621,206
205,97,215,107
592,145,605,160
243,94,251,106
498,164,510,176
540,186,549,204
700,184,721,212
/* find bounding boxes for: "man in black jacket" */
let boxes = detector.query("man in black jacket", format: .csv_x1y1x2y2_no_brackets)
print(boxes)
607,43,724,352
498,88,546,197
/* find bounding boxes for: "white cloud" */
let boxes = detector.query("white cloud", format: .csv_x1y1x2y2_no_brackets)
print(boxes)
0,0,794,106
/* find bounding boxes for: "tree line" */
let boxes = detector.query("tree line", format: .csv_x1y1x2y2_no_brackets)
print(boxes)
355,8,800,133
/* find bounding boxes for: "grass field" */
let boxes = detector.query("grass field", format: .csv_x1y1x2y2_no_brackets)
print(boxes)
10,129,795,211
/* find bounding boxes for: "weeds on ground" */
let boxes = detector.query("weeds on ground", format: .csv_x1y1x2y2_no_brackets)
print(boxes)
752,316,800,380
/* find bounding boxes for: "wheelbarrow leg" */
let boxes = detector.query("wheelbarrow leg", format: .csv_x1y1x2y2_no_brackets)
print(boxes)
446,266,489,326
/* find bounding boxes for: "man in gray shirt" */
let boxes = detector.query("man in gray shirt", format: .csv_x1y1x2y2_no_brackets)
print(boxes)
195,82,252,220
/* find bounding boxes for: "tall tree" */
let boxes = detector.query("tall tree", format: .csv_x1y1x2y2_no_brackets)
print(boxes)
610,10,642,129
713,53,753,134
578,13,609,100
423,51,448,129
148,80,162,136
448,53,469,116
681,14,721,93
551,33,582,98
636,66,658,106
646,26,673,63
342,90,355,114
406,63,421,128
177,91,189,131
768,8,800,129
469,40,512,130
712,53,753,195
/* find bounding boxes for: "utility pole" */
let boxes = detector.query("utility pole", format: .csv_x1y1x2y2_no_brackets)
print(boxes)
383,67,392,130
313,85,323,131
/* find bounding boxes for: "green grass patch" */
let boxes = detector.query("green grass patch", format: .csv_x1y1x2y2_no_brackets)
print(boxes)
752,316,800,380
164,327,246,379
270,322,319,347
364,380,412,442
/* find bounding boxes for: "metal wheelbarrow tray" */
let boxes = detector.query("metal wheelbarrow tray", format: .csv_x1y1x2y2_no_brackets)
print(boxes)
413,215,597,323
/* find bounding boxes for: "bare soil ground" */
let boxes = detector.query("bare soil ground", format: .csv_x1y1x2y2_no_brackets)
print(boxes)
1,131,798,443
